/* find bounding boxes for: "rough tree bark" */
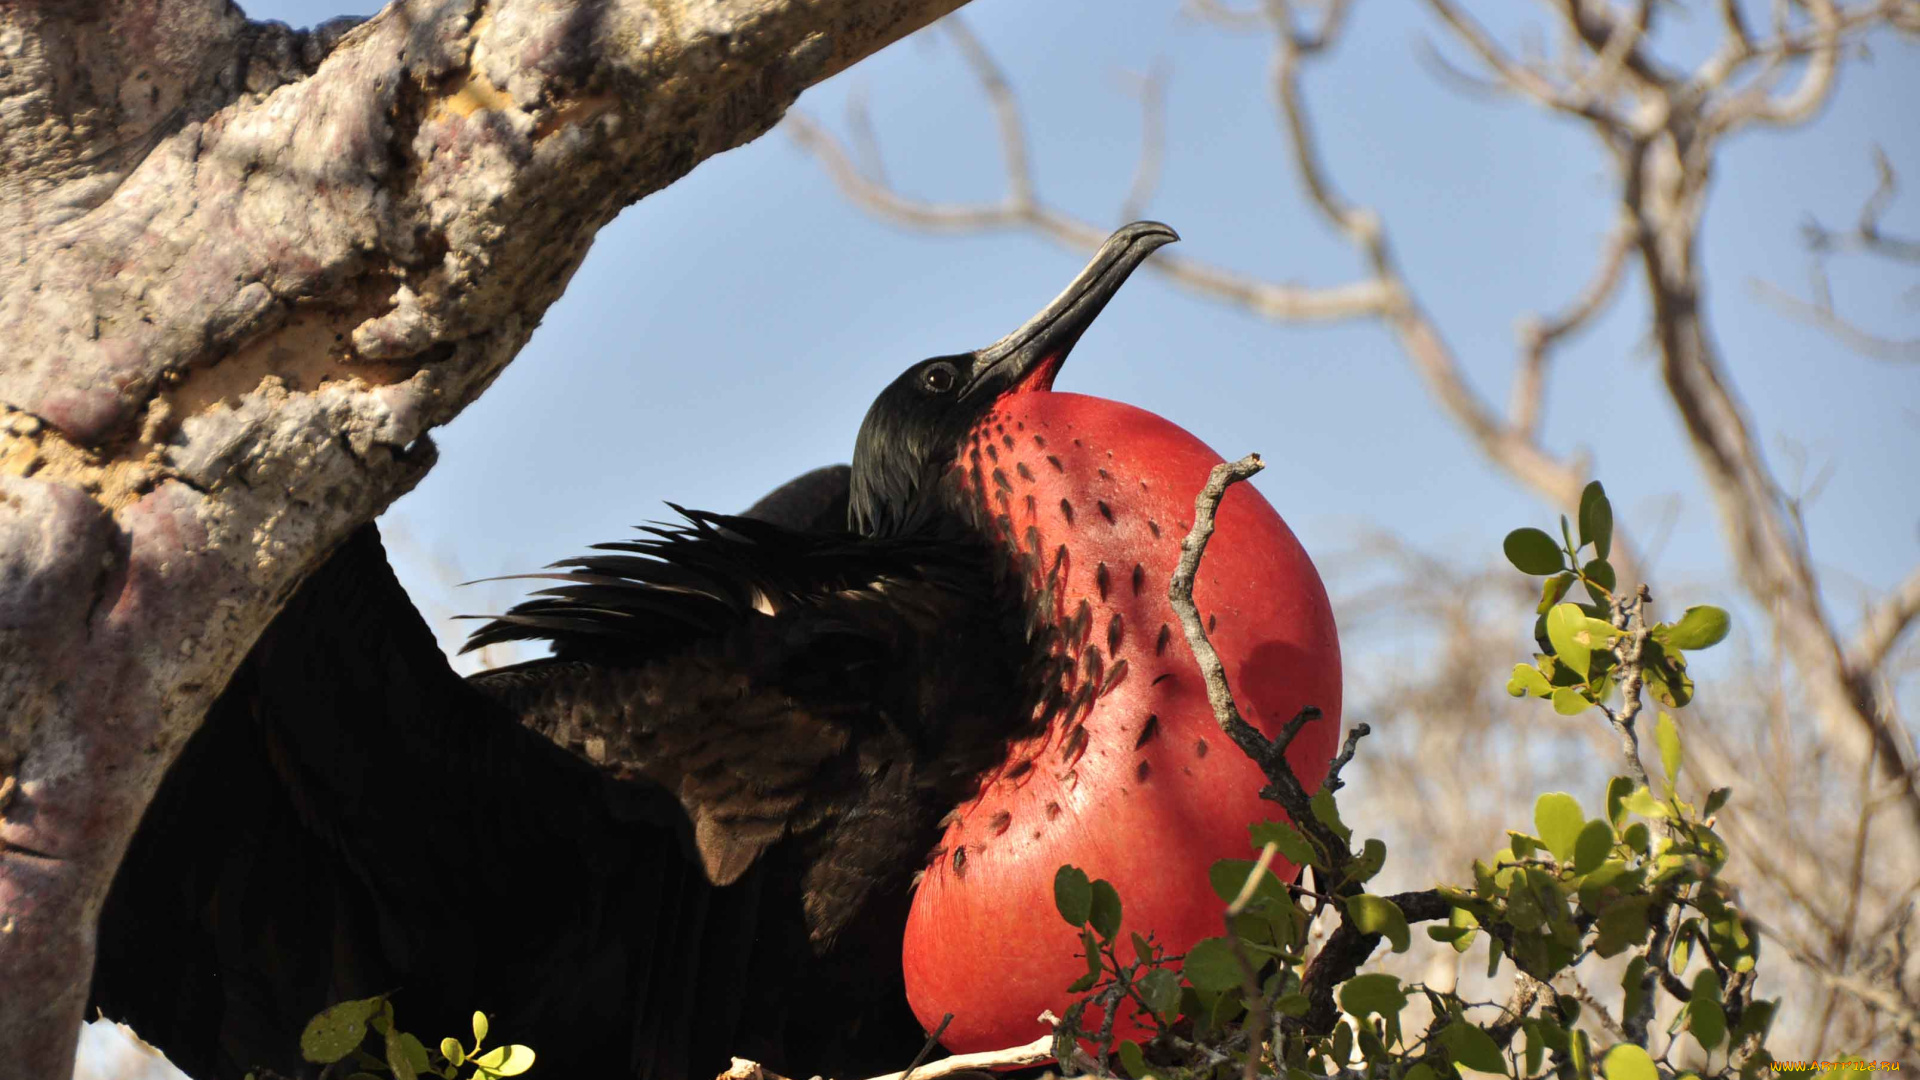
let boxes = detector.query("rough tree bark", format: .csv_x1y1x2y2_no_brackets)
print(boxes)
0,0,967,1074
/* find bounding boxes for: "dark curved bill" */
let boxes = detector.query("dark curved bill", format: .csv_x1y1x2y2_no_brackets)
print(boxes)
963,221,1180,399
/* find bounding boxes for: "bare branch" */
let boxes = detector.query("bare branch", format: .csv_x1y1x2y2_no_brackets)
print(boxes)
1753,921,1920,1043
1184,0,1272,32
1805,146,1920,263
1169,454,1276,765
1419,0,1623,125
1513,217,1637,439
1751,279,1920,362
1851,565,1920,672
943,18,1036,209
1605,585,1658,794
863,1034,1057,1080
718,1031,1058,1080
783,113,1397,320
1700,0,1899,135
1116,61,1170,224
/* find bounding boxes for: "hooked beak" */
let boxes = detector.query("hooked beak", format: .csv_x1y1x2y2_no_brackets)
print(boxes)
964,221,1179,399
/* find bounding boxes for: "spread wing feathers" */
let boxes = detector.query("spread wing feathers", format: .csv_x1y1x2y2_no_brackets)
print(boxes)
460,505,980,662
91,523,930,1080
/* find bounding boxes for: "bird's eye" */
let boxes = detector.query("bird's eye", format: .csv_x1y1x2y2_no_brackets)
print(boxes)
921,363,958,395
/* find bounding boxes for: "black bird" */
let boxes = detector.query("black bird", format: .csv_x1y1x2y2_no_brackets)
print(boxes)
90,223,1180,1080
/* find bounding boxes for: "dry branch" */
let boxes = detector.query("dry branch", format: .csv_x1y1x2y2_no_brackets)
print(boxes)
718,1031,1056,1080
0,0,969,1073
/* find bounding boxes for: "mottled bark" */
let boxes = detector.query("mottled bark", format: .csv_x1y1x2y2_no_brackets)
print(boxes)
0,0,965,1074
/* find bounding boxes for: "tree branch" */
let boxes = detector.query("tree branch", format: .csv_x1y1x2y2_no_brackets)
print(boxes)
0,0,970,1073
1851,565,1920,672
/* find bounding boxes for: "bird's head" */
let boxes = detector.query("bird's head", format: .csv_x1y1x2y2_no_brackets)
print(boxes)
848,222,1179,537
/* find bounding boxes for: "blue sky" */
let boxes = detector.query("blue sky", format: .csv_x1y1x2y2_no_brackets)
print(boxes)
254,0,1916,662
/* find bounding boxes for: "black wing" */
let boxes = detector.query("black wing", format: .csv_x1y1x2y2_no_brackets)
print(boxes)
90,466,1008,1080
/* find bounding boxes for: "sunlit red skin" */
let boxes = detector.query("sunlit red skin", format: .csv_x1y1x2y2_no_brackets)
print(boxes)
901,392,1343,1055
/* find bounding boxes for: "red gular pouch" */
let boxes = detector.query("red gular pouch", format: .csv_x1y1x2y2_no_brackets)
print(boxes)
901,391,1343,1055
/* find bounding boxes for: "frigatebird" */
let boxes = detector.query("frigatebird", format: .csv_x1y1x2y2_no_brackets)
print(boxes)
88,221,1344,1080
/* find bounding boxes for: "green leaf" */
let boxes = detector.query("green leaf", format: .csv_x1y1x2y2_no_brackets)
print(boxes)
1671,924,1694,974
1704,787,1732,817
1339,972,1407,1019
1066,972,1097,993
1310,789,1351,843
1622,784,1668,819
1689,969,1727,1049
1643,639,1695,708
1440,1020,1507,1075
1667,605,1731,650
1209,858,1288,912
1118,1039,1149,1078
1505,528,1567,575
1088,879,1122,941
1538,572,1578,615
1249,819,1319,868
1579,481,1613,559
1507,663,1553,698
1546,603,1592,677
1605,777,1633,827
1082,929,1103,978
1621,957,1650,1023
387,1030,429,1080
300,996,384,1065
441,1038,466,1067
1328,1020,1354,1068
1182,936,1244,993
472,1011,489,1046
1521,1022,1547,1077
1656,711,1683,791
1357,1022,1389,1064
1345,894,1410,953
1534,792,1585,863
1732,998,1777,1045
1573,821,1614,875
1054,865,1092,927
1276,993,1311,1018
1348,838,1387,885
1139,967,1182,1021
486,1045,535,1077
1448,905,1481,953
1552,687,1591,715
1622,821,1651,856
1594,896,1655,957
1581,558,1616,606
1405,1065,1437,1080
1602,1043,1657,1080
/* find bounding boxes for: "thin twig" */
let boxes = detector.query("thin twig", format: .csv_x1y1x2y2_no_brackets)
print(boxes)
899,1013,954,1080
1751,279,1920,363
1513,217,1636,439
1168,454,1276,767
1116,61,1169,224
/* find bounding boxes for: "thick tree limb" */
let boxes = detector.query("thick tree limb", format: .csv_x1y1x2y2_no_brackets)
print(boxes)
0,0,967,1074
